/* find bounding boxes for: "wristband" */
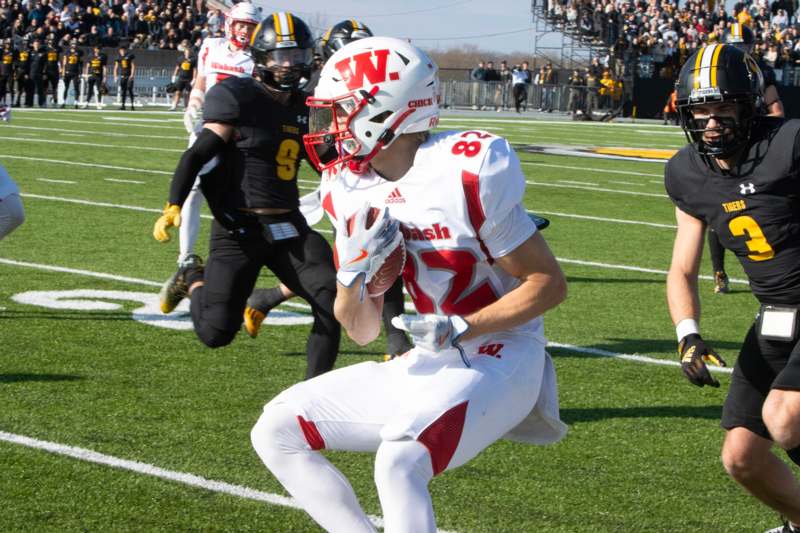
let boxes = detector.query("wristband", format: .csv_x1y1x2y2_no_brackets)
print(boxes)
676,318,699,342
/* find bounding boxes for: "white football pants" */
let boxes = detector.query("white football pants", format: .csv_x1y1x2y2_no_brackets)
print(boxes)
251,332,547,532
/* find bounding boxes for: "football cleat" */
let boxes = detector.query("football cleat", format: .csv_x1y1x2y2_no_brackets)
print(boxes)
714,271,729,294
764,520,800,533
243,287,288,338
159,255,203,314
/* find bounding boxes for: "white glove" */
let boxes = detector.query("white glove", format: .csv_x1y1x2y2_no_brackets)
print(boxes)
171,75,177,83
183,104,202,134
391,314,471,366
0,104,10,123
335,203,402,292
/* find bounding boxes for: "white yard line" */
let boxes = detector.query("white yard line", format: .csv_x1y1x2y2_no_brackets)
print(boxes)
12,116,181,130
0,154,170,174
0,430,433,533
526,180,668,198
37,178,76,184
0,136,183,153
105,178,145,185
557,180,597,186
521,161,663,177
6,124,186,140
533,210,675,229
548,342,732,374
19,194,334,234
608,180,641,186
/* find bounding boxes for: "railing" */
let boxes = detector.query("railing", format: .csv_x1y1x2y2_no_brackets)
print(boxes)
439,80,622,113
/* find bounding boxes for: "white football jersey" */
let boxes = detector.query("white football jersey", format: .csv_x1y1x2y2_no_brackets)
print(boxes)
322,130,543,340
197,37,254,90
0,163,19,199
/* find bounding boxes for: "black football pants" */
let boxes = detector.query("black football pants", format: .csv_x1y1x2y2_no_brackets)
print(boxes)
86,75,103,103
119,76,134,107
0,75,10,104
31,75,46,107
63,74,80,103
190,215,340,379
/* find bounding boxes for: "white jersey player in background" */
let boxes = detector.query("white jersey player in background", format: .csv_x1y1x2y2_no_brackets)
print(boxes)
0,105,25,240
156,2,259,313
250,37,568,532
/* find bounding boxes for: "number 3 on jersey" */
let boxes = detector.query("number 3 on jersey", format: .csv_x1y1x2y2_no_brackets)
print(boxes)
276,139,300,181
729,215,775,261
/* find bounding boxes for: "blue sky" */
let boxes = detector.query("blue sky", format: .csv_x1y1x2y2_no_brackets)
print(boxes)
253,0,538,54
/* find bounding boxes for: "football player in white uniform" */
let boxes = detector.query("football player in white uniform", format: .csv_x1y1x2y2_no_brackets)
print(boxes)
0,106,25,240
250,37,568,532
156,2,259,313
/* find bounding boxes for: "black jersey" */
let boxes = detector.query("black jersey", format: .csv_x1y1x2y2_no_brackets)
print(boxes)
176,55,196,81
202,76,310,210
15,50,30,76
115,53,134,77
88,52,107,77
665,117,800,304
45,46,60,74
29,49,47,76
64,49,83,75
0,49,13,77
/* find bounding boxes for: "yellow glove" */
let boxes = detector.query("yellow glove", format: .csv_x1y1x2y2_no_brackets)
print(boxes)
153,203,181,242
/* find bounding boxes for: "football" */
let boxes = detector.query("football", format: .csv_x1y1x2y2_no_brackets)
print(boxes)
345,207,406,297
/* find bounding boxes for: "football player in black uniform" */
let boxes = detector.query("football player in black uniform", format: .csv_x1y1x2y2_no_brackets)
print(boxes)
29,39,47,108
83,45,107,109
665,44,800,532
13,42,31,108
0,40,13,106
44,36,60,107
152,12,340,379
61,41,83,108
113,45,135,110
710,24,787,294
170,46,196,111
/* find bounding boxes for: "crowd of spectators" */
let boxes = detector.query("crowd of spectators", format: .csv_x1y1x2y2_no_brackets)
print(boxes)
545,0,800,84
0,0,225,52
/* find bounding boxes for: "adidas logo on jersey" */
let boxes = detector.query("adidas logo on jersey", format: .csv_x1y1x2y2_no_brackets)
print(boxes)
385,187,406,204
400,223,451,241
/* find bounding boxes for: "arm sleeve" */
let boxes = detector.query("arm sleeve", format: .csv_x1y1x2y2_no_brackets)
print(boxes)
477,137,537,258
168,128,227,206
203,82,239,125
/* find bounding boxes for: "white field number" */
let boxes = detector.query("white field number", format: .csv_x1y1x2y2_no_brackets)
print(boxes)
11,289,313,330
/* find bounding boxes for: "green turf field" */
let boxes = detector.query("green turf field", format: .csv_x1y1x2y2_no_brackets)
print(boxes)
0,109,787,532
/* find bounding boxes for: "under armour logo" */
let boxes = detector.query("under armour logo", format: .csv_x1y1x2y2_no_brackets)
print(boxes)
739,183,756,195
297,115,308,124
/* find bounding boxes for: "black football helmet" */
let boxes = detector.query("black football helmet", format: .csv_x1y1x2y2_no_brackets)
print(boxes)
319,19,373,61
676,44,764,158
722,23,755,54
249,11,313,90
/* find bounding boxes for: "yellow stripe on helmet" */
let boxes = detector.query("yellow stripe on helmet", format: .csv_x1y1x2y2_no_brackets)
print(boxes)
692,45,706,90
351,19,360,30
272,12,282,42
710,43,723,88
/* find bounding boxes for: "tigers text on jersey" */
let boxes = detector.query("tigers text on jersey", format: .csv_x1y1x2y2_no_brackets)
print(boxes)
197,37,254,90
665,117,800,304
321,130,543,340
